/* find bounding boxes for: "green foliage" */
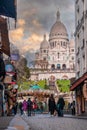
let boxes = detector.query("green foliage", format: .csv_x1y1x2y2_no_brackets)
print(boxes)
56,79,70,92
37,80,49,89
18,79,49,91
19,79,70,92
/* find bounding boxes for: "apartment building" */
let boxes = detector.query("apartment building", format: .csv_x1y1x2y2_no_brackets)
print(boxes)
71,0,87,115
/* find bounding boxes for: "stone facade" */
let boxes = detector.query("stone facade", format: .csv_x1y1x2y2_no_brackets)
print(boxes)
30,10,75,81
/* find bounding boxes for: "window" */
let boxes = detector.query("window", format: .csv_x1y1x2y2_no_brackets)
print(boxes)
57,64,61,69
58,52,60,59
44,50,46,53
43,57,46,61
71,49,74,52
72,56,74,60
62,64,66,70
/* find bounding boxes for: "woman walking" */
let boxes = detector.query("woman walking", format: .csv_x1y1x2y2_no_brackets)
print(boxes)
56,96,65,117
22,99,27,115
48,94,56,116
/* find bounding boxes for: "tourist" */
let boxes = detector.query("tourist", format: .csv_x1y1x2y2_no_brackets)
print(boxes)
48,94,56,116
22,99,27,115
56,96,65,117
27,98,32,116
19,102,23,115
71,101,75,115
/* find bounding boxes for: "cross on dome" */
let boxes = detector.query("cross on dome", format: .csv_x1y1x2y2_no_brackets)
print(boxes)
56,9,60,21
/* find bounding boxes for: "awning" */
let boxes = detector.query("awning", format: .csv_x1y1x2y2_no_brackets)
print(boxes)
70,72,87,91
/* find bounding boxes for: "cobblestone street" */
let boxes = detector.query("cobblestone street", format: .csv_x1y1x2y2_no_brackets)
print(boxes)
23,114,87,130
0,116,13,130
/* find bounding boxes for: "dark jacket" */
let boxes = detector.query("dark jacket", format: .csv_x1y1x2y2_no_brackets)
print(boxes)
48,97,56,111
57,97,65,110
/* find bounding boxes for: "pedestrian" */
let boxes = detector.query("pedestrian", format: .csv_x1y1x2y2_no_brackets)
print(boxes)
71,101,75,115
56,96,65,117
27,98,32,116
48,94,56,116
13,102,18,115
22,99,27,115
19,102,23,115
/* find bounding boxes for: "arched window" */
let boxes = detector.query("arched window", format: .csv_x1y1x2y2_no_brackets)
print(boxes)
43,57,46,61
51,64,55,70
62,64,66,70
57,64,61,69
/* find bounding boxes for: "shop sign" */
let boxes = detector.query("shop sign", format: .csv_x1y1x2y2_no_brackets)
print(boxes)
10,54,19,61
4,75,12,83
5,64,14,72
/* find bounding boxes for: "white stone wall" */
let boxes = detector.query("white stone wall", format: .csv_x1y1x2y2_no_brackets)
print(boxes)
30,71,75,81
75,0,87,79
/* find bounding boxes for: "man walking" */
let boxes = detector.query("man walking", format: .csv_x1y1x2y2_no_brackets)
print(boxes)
27,98,32,116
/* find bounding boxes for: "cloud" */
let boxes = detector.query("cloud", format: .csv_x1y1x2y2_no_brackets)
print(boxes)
9,0,75,53
9,27,24,42
17,19,25,26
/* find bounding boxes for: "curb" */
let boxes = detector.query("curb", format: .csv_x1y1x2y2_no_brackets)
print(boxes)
64,114,87,120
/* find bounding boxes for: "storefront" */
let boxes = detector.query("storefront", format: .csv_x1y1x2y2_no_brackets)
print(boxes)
70,72,87,115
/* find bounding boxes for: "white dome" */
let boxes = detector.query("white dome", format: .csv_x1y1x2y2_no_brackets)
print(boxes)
40,35,49,49
49,10,68,39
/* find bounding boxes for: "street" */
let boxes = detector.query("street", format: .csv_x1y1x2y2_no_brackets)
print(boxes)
22,114,87,130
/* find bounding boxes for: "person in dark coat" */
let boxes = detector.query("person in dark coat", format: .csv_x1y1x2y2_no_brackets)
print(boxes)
19,102,23,115
48,94,56,116
56,96,65,117
27,98,32,116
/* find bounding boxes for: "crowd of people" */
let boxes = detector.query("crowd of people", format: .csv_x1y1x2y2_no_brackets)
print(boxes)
9,94,75,117
18,97,47,116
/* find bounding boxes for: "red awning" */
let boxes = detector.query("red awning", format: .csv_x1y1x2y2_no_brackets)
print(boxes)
70,72,87,91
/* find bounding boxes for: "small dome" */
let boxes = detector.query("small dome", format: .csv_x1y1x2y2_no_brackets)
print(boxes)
49,10,68,38
40,34,49,49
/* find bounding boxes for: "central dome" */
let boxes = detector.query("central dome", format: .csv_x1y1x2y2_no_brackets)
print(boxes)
49,10,68,38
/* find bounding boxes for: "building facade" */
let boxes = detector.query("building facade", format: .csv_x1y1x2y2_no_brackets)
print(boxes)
30,10,75,81
71,0,87,115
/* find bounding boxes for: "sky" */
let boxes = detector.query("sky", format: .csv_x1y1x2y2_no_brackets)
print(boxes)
9,0,75,54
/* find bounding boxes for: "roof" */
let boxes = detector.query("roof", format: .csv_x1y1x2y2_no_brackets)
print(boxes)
49,10,68,38
70,72,87,91
50,21,68,36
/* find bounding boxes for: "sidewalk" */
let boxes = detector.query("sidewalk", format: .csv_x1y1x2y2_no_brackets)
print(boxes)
5,114,30,130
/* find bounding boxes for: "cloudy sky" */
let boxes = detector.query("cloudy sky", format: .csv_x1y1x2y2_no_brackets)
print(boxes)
9,0,75,54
